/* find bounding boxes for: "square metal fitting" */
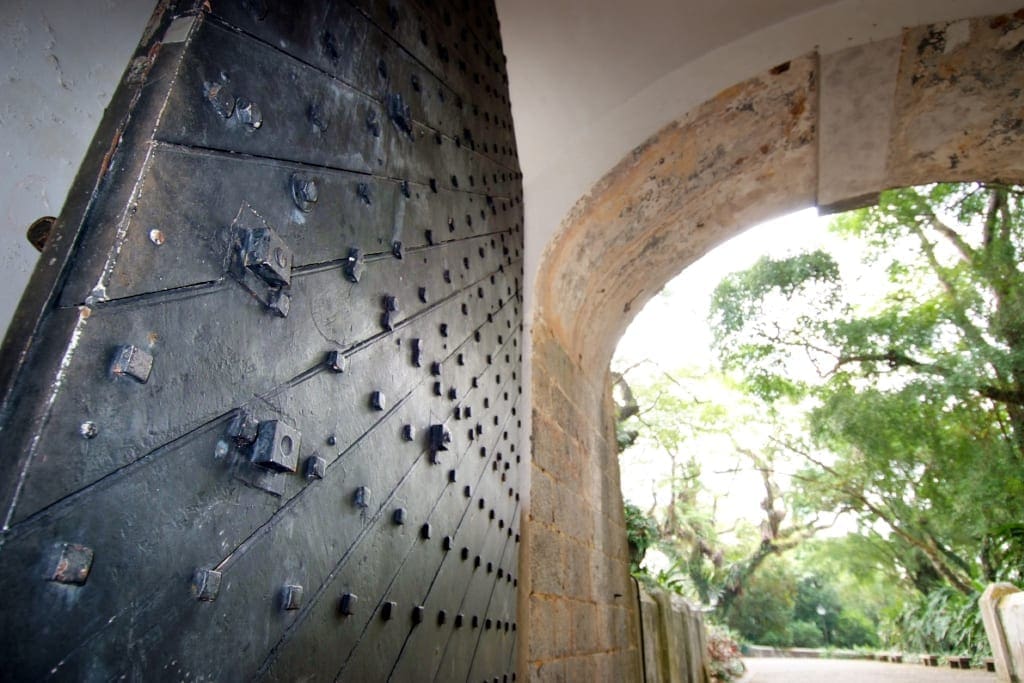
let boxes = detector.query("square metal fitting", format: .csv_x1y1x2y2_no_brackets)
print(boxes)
46,543,94,585
252,420,301,473
192,568,222,602
243,227,292,287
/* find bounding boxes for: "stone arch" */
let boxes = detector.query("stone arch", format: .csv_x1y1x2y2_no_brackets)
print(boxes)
525,11,1024,679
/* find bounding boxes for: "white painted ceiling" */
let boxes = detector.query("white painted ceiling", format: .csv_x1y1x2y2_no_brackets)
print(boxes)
495,0,1024,316
496,0,832,184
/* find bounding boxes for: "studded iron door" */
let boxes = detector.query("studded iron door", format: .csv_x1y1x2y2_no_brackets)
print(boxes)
0,1,522,680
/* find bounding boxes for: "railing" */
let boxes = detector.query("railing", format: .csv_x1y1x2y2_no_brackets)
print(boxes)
636,581,710,683
980,583,1024,682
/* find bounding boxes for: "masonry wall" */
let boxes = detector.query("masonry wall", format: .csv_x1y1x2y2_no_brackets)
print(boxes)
525,318,642,679
528,10,1024,680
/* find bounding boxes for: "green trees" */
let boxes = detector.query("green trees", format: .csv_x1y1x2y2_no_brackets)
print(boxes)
703,182,1024,655
619,182,1024,655
710,183,1024,596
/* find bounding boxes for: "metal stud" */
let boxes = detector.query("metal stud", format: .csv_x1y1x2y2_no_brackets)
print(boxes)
412,338,424,367
393,508,407,525
206,82,235,118
227,409,259,447
192,568,222,602
381,600,396,620
46,543,94,585
268,288,291,318
326,350,348,373
442,535,453,551
428,424,451,462
461,547,470,560
343,247,365,283
447,469,457,483
430,361,442,376
420,522,432,539
235,97,262,128
402,424,415,441
437,609,447,625
305,455,326,480
412,605,425,624
282,584,303,610
371,391,386,411
290,174,319,212
339,592,357,616
353,486,370,509
79,421,98,440
110,345,154,384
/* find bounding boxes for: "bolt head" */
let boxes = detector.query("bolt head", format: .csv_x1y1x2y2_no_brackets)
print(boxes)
192,568,222,601
235,97,262,128
46,543,94,585
282,584,303,610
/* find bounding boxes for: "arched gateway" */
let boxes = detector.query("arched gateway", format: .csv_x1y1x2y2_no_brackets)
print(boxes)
527,10,1024,679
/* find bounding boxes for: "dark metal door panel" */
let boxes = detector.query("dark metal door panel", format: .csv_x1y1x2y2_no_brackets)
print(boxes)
0,1,522,681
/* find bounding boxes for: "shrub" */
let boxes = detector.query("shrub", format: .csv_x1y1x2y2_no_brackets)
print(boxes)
788,620,824,648
706,624,746,682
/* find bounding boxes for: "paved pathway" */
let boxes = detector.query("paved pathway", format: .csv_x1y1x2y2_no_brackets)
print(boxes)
744,657,995,682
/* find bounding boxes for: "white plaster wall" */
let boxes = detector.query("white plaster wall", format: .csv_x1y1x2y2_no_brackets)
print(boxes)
0,0,155,339
496,0,1024,320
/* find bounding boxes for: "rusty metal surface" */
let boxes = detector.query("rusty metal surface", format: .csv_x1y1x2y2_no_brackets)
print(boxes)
0,1,522,680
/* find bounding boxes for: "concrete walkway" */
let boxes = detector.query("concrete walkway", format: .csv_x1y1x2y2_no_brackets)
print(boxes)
744,657,995,682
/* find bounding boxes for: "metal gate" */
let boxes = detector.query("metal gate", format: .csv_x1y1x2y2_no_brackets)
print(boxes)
0,1,522,680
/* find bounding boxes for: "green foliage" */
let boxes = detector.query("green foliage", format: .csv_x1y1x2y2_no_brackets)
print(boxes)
835,611,880,649
883,587,990,658
624,502,659,574
709,182,1024,604
726,556,797,645
788,620,825,648
619,184,1024,659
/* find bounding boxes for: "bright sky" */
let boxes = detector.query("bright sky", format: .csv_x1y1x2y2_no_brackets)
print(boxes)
612,207,858,542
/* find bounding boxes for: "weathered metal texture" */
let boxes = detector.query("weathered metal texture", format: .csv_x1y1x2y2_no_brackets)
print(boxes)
0,1,523,681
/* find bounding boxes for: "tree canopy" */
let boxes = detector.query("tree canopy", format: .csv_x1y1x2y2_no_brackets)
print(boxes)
709,182,1024,596
617,182,1024,657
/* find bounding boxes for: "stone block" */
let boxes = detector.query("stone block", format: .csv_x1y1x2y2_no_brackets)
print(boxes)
572,601,600,654
530,469,557,526
532,659,566,683
554,491,594,550
573,543,597,601
530,527,566,596
533,595,573,661
889,14,1024,188
818,37,900,212
563,655,597,680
